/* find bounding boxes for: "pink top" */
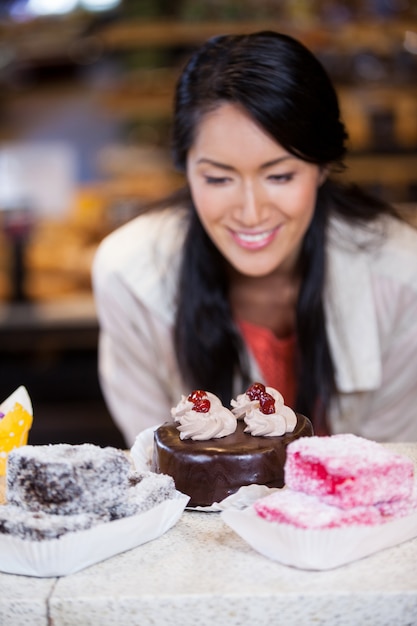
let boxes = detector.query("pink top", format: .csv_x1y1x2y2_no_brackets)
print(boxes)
238,319,297,408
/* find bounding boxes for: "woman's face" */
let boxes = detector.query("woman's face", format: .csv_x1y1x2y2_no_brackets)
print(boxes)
186,103,326,278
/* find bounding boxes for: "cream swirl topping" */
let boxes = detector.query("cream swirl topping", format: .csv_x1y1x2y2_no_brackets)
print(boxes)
231,384,297,436
171,391,237,440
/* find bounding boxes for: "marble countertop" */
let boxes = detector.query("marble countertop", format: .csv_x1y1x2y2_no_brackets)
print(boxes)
1,443,417,626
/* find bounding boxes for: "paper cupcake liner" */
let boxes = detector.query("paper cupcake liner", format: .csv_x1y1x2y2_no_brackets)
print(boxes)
0,492,189,577
221,505,417,570
131,425,158,472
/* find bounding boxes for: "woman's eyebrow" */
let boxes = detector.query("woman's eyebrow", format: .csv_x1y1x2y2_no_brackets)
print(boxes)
196,158,235,170
196,156,294,170
197,154,295,172
260,156,294,170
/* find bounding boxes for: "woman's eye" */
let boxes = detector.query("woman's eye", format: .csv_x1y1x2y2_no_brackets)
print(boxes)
204,176,230,185
268,173,294,182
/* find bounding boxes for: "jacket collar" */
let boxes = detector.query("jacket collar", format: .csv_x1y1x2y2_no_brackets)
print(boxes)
122,208,188,327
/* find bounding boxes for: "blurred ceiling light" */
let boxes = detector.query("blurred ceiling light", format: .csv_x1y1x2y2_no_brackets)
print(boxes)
26,0,78,15
80,0,121,10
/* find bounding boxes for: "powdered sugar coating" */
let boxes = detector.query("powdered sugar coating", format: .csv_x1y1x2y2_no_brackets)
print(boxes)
285,434,414,508
0,472,178,541
6,444,131,515
376,480,417,517
254,482,417,530
1,458,178,541
109,471,176,519
0,504,107,540
254,489,384,529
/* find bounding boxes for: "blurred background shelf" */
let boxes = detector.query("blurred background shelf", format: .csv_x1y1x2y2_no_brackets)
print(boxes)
0,0,416,446
95,17,417,52
0,295,125,448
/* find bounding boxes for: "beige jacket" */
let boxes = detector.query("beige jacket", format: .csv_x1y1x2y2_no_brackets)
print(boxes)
92,208,417,446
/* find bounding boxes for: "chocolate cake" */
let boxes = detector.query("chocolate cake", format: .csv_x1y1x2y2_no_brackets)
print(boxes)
152,412,313,507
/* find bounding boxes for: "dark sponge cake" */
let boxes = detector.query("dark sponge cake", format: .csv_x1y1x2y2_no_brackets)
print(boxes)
6,444,131,515
0,504,104,540
152,413,313,508
2,445,178,542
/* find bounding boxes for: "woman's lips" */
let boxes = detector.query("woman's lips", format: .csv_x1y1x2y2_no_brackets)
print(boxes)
230,226,279,250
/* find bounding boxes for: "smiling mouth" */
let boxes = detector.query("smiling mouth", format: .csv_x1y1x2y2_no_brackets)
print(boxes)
236,230,273,242
231,227,279,249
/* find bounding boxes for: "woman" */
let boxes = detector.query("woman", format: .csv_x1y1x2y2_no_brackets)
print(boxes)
92,31,417,446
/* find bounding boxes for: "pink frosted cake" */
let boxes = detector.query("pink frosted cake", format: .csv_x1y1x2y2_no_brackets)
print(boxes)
254,489,384,529
284,433,414,509
220,435,417,569
254,434,417,529
254,484,417,529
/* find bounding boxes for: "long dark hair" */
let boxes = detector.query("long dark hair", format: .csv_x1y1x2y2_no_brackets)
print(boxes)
169,31,398,430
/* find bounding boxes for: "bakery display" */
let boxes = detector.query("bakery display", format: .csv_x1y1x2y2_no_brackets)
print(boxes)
152,384,313,507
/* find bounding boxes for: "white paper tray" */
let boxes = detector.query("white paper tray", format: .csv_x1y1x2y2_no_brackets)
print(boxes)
221,505,417,570
0,492,189,577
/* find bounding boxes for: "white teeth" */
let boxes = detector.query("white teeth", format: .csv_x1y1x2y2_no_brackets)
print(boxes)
236,230,272,243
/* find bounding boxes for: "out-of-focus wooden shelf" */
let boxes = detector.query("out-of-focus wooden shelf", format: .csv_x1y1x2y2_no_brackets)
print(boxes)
0,294,126,448
96,18,417,54
0,295,98,351
338,86,417,150
100,80,417,151
335,155,417,204
0,295,97,329
96,19,330,49
340,154,417,185
1,14,416,58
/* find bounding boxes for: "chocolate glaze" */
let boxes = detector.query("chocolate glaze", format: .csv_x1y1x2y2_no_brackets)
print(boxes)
152,413,313,507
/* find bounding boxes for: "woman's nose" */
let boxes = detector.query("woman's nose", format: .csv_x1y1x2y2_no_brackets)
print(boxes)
238,182,266,225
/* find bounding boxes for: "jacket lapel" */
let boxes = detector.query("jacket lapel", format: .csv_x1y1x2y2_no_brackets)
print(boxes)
324,217,382,393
